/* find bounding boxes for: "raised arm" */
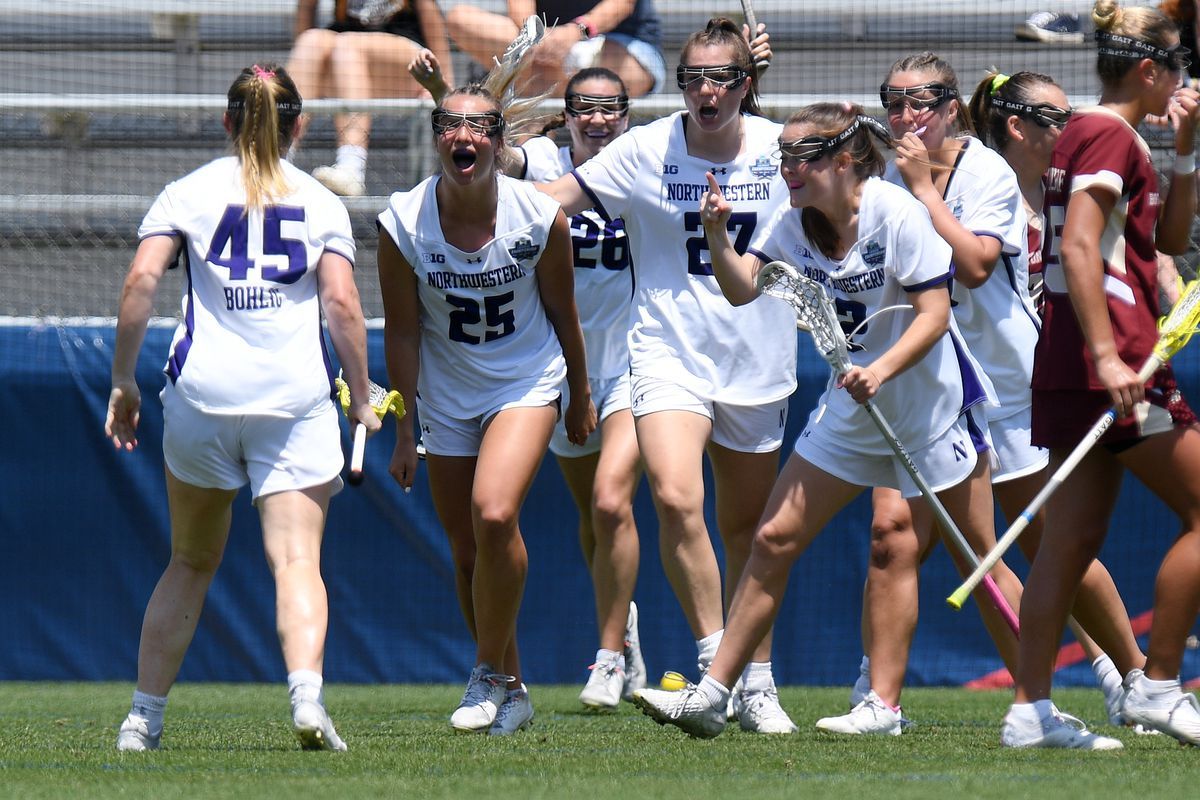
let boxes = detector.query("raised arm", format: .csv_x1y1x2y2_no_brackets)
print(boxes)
537,210,597,445
894,134,1002,288
377,228,422,491
415,0,456,89
106,235,181,450
1156,86,1199,255
317,251,381,439
700,171,765,305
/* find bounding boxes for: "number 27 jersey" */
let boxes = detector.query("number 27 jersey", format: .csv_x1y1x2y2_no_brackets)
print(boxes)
572,112,797,404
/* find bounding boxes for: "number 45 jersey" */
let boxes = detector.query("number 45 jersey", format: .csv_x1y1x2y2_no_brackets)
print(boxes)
378,174,567,419
139,156,356,418
573,112,797,405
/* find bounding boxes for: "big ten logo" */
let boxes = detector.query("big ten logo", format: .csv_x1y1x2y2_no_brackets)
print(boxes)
656,163,679,175
421,252,446,263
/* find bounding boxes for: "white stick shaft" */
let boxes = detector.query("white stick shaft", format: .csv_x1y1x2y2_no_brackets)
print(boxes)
864,401,1020,635
740,0,767,73
348,422,366,486
948,353,1164,606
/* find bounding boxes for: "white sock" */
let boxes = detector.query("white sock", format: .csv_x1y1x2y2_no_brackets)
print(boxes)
741,661,774,692
1138,674,1182,697
859,655,871,679
333,144,367,178
697,674,731,710
1091,655,1120,693
288,669,324,706
696,630,724,671
594,648,623,669
130,689,167,736
1008,700,1051,722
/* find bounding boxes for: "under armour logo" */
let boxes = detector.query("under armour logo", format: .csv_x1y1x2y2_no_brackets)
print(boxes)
709,166,728,175
466,255,483,264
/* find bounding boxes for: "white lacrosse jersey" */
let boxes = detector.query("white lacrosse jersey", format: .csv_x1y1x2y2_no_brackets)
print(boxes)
138,156,355,418
886,138,1039,420
522,136,633,379
378,174,567,418
572,112,797,404
748,177,993,455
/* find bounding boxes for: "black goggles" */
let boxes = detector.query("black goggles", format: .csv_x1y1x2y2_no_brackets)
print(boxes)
676,64,749,91
879,82,958,114
777,116,881,163
564,93,630,118
989,96,1073,129
1095,32,1191,72
430,108,505,137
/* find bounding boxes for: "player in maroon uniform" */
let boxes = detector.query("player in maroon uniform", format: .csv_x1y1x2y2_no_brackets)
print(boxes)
1002,0,1200,749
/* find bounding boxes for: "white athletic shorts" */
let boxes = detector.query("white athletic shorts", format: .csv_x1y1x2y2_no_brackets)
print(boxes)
550,371,632,458
160,382,344,502
794,406,990,498
629,372,788,454
988,406,1049,483
417,369,561,457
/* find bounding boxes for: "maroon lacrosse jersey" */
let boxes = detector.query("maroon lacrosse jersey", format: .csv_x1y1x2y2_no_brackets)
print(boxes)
1033,106,1162,392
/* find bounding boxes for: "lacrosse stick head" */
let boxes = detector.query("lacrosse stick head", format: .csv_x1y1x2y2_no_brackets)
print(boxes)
755,261,854,374
336,375,406,420
1155,279,1200,362
496,15,546,70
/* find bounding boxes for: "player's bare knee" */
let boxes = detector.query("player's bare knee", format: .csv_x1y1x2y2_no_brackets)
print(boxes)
752,522,799,562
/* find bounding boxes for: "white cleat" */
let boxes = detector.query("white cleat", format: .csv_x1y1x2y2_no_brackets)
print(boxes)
816,691,901,736
1001,703,1123,750
1121,670,1200,745
292,699,348,752
312,164,365,197
622,601,647,701
735,682,797,734
489,684,535,736
450,664,511,733
116,714,160,752
632,686,726,739
580,655,624,710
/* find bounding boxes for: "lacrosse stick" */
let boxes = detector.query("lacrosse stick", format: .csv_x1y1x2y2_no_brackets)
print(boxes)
740,0,768,75
948,278,1200,610
756,261,1020,635
335,372,406,486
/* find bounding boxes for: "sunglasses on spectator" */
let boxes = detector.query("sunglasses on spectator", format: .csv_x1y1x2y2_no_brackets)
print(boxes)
430,109,504,137
564,93,630,118
879,83,958,114
989,96,1073,129
676,64,749,91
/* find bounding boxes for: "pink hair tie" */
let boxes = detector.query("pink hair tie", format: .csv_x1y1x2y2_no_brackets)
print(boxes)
252,65,276,80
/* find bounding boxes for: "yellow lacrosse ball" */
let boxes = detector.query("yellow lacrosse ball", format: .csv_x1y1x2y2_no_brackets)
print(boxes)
660,671,688,691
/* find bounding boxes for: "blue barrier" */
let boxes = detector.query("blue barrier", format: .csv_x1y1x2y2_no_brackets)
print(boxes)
1,324,1196,687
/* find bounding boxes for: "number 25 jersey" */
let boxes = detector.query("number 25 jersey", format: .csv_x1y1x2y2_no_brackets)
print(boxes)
378,175,567,418
573,112,797,405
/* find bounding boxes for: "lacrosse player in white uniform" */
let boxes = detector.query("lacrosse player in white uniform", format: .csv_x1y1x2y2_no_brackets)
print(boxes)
378,80,595,736
517,68,651,710
539,17,800,733
629,102,1006,740
106,64,379,753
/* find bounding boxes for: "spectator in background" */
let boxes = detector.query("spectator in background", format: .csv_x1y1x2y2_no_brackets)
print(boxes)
287,0,456,196
107,64,379,753
446,0,666,96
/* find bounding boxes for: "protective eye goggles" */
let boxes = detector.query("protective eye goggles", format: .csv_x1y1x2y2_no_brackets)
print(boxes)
776,115,887,163
564,93,630,118
430,109,505,137
989,96,1073,129
676,64,749,91
879,82,958,114
1096,31,1191,72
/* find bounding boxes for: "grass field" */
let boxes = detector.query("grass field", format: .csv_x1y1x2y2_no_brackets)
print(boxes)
1,682,1196,799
